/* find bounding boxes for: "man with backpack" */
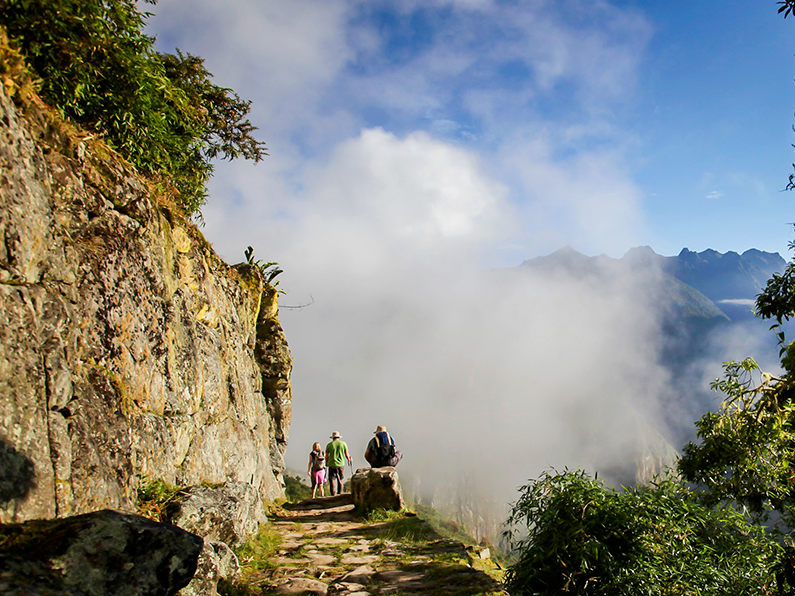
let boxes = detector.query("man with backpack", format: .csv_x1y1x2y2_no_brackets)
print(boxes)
325,431,352,496
364,425,403,468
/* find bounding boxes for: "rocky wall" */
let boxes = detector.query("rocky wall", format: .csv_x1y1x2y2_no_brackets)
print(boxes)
0,66,291,522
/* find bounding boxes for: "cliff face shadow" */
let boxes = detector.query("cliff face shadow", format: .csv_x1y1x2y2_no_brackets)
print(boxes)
0,439,35,504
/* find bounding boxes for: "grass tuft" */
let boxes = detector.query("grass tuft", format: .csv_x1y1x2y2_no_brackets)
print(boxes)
136,477,182,522
235,523,283,573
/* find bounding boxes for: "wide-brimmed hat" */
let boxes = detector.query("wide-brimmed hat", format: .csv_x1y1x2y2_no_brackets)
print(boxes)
330,431,341,439
374,425,387,433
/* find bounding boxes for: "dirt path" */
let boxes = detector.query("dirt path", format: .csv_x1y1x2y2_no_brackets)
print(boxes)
244,495,507,596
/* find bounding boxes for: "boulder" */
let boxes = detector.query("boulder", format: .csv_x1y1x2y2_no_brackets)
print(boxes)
350,467,405,512
166,481,268,548
0,509,202,596
212,540,242,582
180,539,241,596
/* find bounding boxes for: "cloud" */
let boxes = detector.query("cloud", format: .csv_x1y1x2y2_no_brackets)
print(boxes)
279,240,673,540
149,0,355,148
260,127,511,288
265,128,672,539
335,0,651,136
492,128,647,259
717,298,755,307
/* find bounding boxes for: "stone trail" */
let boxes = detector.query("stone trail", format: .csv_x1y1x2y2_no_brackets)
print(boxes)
242,495,506,596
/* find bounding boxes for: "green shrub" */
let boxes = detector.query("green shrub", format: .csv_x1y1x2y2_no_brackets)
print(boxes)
0,0,265,216
504,469,779,595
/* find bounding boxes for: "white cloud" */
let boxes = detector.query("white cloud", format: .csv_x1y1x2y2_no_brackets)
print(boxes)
291,127,511,274
149,0,354,143
717,298,755,306
394,0,497,13
493,129,647,259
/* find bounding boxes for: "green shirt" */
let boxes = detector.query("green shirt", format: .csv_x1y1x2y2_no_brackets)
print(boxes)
325,439,349,467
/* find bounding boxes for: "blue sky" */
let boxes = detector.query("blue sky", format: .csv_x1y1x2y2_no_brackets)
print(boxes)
146,1,795,490
149,0,795,264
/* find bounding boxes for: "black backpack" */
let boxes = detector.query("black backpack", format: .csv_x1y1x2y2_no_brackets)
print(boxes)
374,432,395,464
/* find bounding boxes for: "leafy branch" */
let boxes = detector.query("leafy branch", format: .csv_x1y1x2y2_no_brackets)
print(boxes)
0,0,266,216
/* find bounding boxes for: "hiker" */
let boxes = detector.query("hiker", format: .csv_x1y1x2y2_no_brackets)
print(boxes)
364,425,403,468
307,442,326,498
325,431,352,496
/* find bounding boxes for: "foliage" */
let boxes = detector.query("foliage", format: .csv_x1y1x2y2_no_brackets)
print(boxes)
0,0,266,216
781,0,795,19
678,358,795,526
503,469,778,596
245,246,283,286
364,508,407,524
136,477,182,522
283,474,312,503
234,523,282,573
755,253,795,352
756,264,795,331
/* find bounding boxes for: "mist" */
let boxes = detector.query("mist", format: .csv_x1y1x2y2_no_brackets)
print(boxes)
266,129,678,541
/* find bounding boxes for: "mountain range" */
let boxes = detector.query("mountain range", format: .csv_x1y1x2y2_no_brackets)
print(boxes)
519,245,787,323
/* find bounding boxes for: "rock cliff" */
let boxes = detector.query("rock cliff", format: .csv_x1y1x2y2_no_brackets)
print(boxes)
0,45,292,522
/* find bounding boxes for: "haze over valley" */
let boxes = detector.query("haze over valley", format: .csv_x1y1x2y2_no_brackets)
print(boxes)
278,244,786,539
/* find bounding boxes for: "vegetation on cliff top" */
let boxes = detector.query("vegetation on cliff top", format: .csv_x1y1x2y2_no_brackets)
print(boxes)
0,0,266,217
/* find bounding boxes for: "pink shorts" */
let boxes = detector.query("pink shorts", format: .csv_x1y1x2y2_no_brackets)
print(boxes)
311,469,326,487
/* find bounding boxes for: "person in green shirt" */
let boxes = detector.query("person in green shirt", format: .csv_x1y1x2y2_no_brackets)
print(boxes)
325,431,352,496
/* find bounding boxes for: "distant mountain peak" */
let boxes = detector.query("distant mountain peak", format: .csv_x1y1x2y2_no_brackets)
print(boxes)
555,245,578,255
623,245,659,266
625,245,656,255
518,245,786,322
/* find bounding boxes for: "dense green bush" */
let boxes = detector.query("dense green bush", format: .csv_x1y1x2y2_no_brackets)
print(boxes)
678,358,795,528
0,0,266,216
504,469,779,595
